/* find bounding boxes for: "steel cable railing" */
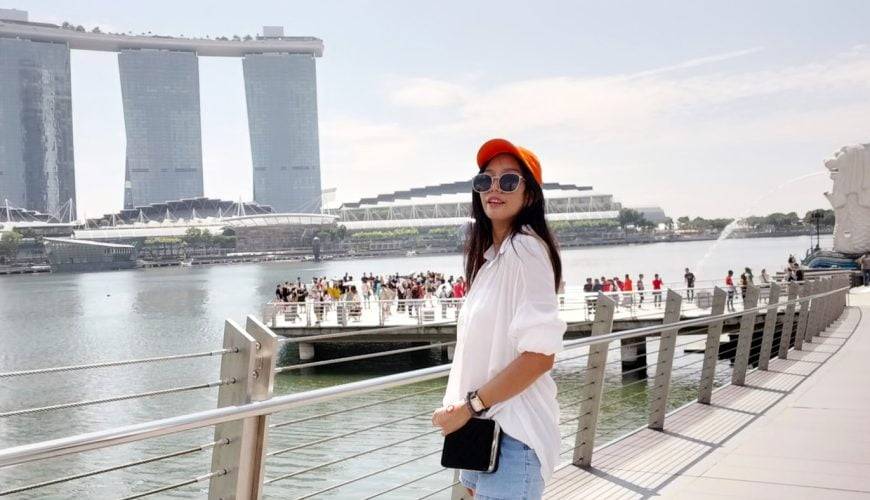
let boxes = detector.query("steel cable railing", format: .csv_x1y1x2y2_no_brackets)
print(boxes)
118,468,227,500
268,384,446,430
0,349,236,379
0,379,235,418
0,438,229,496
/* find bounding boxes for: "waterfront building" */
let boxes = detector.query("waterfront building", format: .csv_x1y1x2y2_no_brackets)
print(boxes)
119,49,204,208
324,181,626,230
0,12,324,215
244,52,322,214
74,197,336,250
0,36,76,218
43,237,135,272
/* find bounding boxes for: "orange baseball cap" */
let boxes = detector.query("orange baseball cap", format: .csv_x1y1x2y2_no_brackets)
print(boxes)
476,138,542,185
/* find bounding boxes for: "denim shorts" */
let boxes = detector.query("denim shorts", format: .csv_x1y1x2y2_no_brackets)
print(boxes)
459,433,544,500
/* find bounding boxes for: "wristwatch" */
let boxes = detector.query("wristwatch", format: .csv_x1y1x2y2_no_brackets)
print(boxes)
466,390,489,416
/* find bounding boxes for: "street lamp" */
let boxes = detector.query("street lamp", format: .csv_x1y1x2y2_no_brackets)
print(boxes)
811,210,824,251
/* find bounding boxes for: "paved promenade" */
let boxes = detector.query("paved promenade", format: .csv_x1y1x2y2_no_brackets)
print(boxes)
545,289,870,499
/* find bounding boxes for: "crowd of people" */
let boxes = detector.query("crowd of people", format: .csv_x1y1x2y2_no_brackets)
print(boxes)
272,253,859,323
274,272,467,324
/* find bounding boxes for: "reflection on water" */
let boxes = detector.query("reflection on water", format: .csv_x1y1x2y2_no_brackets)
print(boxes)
0,235,828,498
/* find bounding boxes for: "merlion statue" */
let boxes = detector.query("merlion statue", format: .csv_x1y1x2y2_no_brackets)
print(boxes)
825,143,870,254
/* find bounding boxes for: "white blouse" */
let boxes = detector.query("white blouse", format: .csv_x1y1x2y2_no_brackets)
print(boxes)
442,229,567,483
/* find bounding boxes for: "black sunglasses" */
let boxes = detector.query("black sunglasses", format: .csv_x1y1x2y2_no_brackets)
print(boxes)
471,173,524,193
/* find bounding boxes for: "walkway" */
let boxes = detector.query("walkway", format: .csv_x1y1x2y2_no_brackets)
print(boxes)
545,290,870,499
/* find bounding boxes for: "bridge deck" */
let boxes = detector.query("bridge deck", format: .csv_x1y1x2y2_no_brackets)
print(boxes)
546,291,870,499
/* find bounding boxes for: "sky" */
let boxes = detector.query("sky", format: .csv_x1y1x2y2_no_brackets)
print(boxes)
13,0,870,219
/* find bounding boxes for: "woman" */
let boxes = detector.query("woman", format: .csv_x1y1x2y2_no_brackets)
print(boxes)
432,139,566,499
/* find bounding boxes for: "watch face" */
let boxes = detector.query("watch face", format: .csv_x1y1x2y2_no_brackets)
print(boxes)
471,396,485,412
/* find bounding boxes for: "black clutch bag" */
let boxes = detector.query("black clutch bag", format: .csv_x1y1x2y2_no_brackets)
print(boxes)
440,418,503,472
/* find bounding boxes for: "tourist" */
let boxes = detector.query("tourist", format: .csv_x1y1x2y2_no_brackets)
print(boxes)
744,267,754,284
725,270,736,311
859,252,870,286
760,268,770,284
433,138,565,498
583,278,595,314
684,268,696,302
652,274,663,308
740,272,748,300
622,274,633,307
379,282,396,321
637,273,646,308
592,278,602,292
348,285,362,321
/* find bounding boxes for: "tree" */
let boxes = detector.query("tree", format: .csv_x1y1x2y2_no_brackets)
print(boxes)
91,26,102,33
0,231,22,260
804,209,835,227
618,208,649,230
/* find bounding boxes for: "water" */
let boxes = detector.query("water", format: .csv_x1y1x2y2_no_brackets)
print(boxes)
0,235,830,498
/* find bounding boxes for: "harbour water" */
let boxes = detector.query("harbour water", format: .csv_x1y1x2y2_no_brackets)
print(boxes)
0,235,830,498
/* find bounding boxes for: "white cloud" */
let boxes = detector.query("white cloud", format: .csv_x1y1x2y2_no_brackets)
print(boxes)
387,77,471,109
323,47,870,217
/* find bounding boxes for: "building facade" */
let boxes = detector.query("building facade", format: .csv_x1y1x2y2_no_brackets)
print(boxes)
243,53,322,213
119,49,204,208
0,37,76,217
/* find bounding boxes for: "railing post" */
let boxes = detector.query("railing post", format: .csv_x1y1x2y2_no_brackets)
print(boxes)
819,278,831,332
794,282,810,350
573,293,616,468
698,287,726,404
758,283,781,371
208,317,278,500
804,281,820,343
778,282,798,359
648,289,683,430
826,278,838,329
731,285,759,386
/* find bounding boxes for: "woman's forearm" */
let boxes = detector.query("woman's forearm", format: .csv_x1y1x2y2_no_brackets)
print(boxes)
476,352,555,409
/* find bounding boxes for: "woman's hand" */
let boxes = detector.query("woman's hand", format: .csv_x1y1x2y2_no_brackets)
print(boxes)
431,400,472,435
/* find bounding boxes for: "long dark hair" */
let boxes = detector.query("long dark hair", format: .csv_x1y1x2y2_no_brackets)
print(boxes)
463,160,562,292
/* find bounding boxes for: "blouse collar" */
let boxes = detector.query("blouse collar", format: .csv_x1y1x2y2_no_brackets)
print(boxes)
484,225,536,261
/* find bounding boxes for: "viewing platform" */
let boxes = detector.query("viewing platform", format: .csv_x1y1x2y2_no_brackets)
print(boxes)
545,289,870,499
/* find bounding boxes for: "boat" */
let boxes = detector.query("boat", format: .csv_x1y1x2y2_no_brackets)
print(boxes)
802,249,860,269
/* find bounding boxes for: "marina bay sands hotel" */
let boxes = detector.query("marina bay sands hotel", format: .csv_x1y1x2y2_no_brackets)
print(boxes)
0,9,323,218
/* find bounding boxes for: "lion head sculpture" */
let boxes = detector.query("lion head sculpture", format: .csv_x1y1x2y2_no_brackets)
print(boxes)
825,143,870,254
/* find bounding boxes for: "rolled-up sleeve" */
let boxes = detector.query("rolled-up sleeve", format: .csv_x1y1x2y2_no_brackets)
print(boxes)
506,236,567,355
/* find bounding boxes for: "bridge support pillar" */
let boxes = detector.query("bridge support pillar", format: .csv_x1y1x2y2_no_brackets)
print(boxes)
698,287,726,404
732,285,759,386
298,342,315,362
648,290,682,430
620,336,647,381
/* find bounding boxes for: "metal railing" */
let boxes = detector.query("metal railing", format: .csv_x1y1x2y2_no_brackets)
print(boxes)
0,273,854,499
262,282,760,331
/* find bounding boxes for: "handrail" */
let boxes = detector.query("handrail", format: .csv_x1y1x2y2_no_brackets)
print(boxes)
0,282,849,470
562,285,850,350
0,364,451,468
